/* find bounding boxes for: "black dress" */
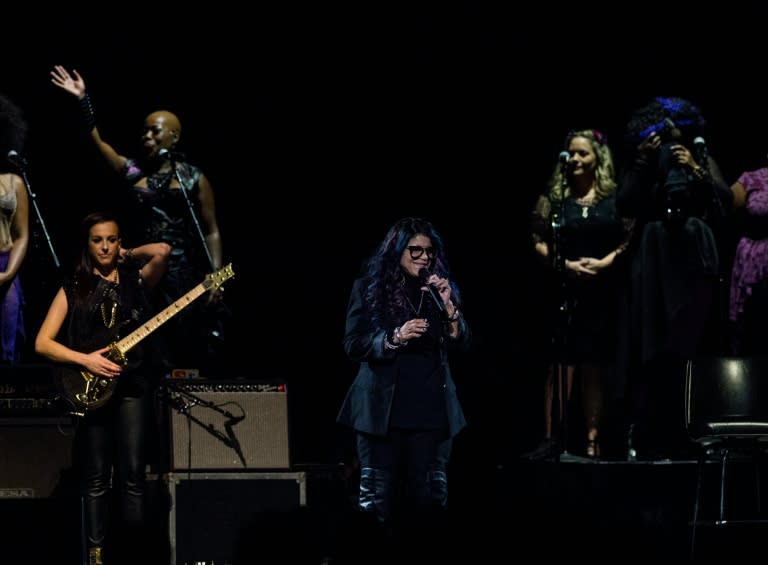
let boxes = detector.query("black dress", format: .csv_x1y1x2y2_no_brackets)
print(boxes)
120,159,226,373
617,151,731,363
532,193,630,364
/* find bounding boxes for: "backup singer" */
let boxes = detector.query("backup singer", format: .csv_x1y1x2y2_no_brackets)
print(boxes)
0,93,30,362
529,129,632,460
618,96,732,459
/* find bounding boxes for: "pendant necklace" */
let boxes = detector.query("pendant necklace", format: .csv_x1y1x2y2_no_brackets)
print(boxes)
404,290,425,316
147,170,173,192
574,188,596,219
574,196,592,218
99,269,120,329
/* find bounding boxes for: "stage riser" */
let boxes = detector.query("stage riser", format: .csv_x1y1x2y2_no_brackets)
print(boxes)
503,460,768,561
164,471,307,565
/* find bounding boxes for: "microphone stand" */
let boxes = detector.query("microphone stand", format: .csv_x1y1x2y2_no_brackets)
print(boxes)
699,153,726,220
697,151,729,355
165,153,230,357
15,163,60,270
167,154,215,272
550,164,579,463
158,383,247,474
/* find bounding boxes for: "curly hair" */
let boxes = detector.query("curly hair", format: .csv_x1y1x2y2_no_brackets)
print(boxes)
0,93,28,172
624,96,706,149
547,129,617,201
363,217,461,326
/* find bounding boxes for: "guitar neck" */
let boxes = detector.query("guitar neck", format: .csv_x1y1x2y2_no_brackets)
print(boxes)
114,282,208,355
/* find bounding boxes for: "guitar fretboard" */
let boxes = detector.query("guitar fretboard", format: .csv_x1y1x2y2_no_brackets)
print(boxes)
115,283,207,354
111,262,232,357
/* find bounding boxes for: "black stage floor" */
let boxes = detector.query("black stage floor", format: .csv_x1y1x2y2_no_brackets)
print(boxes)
5,457,768,564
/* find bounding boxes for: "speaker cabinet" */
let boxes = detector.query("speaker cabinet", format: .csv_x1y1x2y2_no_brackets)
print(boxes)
166,471,306,565
0,417,75,498
167,381,290,470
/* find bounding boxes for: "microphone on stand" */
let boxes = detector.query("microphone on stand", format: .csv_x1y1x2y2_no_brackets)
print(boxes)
7,150,28,169
157,148,186,161
660,141,690,224
418,267,445,314
559,151,570,190
693,136,708,165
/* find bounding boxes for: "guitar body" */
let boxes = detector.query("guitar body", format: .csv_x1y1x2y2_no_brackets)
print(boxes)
56,343,126,416
53,264,235,417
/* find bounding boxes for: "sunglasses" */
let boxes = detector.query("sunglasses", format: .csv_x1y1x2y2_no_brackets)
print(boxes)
407,246,435,259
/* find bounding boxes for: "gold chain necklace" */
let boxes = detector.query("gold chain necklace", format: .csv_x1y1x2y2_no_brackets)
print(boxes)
98,268,120,328
100,301,117,328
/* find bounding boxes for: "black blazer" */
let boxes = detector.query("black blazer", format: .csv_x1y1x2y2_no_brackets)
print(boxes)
336,277,470,437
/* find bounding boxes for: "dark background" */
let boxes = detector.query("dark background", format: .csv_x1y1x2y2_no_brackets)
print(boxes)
5,6,768,468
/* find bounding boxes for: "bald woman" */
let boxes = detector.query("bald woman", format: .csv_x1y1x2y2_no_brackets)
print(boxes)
51,65,227,375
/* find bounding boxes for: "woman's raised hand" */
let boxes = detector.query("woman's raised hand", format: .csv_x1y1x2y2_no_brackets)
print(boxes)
50,65,86,98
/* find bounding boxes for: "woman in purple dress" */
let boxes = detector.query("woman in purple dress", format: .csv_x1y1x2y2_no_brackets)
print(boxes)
729,167,768,354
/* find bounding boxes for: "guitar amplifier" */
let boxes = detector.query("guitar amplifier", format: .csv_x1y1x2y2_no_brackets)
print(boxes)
165,380,290,470
0,416,75,498
0,364,59,417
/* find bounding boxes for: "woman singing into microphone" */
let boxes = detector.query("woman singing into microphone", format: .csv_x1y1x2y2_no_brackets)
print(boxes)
336,217,471,563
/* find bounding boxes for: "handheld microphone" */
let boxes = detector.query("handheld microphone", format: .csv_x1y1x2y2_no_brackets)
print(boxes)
418,268,445,314
693,136,708,165
157,148,186,161
7,150,27,168
558,151,570,165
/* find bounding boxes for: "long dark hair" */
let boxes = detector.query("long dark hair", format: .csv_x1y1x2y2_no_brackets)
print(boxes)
363,217,461,325
73,211,121,300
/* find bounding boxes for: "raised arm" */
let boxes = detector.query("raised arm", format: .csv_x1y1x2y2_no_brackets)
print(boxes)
120,242,171,289
50,65,127,173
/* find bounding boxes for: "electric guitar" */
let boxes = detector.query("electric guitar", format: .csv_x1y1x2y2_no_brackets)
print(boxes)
55,263,234,416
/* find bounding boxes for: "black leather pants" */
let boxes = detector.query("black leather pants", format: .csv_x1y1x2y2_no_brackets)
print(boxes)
356,429,451,524
80,394,148,547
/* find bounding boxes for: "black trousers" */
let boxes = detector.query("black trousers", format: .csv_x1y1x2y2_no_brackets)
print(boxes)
355,428,451,524
78,393,148,547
